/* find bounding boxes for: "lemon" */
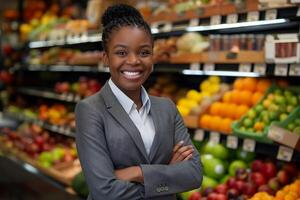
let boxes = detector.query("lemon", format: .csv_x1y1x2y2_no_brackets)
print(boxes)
186,89,202,103
177,105,190,117
208,76,221,84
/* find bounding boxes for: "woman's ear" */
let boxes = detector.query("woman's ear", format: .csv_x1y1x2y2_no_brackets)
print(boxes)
102,51,109,67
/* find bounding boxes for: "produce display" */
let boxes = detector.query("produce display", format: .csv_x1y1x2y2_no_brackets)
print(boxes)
199,78,270,134
28,48,103,66
176,76,230,117
234,85,300,141
180,141,299,200
54,77,102,97
278,108,300,135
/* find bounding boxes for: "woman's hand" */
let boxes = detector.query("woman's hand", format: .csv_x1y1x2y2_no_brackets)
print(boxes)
169,141,194,164
115,166,144,183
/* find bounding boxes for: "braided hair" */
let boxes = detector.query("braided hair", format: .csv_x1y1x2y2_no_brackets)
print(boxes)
101,4,153,52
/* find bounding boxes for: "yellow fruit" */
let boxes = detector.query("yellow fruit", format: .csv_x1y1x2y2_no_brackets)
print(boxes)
200,81,210,92
177,98,198,110
186,90,202,103
177,105,190,117
208,76,221,84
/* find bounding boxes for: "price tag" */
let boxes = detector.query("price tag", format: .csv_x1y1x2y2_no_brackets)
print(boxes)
226,136,238,149
190,63,200,70
265,9,277,20
274,64,288,76
66,93,74,102
210,15,221,25
289,64,300,76
65,127,72,136
239,64,252,72
254,64,266,75
209,132,220,144
74,94,81,102
58,126,65,134
194,129,205,141
243,139,256,152
189,19,199,27
151,22,159,29
52,125,59,132
247,11,259,22
226,14,238,24
162,23,172,32
268,125,284,141
277,146,293,162
60,93,68,100
204,63,215,71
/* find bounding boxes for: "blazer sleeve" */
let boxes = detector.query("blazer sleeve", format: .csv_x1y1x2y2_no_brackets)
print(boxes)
140,99,203,198
75,101,145,200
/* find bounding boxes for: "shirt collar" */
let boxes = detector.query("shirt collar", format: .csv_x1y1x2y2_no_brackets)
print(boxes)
108,79,151,114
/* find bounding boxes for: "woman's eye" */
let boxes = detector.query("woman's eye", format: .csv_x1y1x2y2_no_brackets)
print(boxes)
140,50,151,57
116,51,127,56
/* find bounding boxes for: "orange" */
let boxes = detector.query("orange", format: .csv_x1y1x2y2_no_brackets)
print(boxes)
235,105,249,119
233,78,244,90
243,77,257,92
254,121,265,132
256,79,272,93
252,92,264,105
209,102,222,116
199,114,211,129
210,116,223,131
222,91,232,103
227,103,238,119
240,90,252,106
221,118,233,133
231,90,241,104
218,103,228,118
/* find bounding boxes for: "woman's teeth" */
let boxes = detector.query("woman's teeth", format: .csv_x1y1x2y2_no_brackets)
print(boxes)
122,71,142,79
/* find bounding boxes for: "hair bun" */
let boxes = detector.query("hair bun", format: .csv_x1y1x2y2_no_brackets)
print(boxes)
101,4,143,27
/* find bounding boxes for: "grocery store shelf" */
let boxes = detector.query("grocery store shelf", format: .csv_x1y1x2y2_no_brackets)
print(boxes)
19,64,108,73
18,87,82,103
190,129,300,162
29,34,102,49
154,63,300,77
151,6,300,36
4,112,75,138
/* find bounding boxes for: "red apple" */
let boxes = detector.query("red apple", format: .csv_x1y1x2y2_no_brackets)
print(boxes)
214,184,228,195
226,177,236,188
34,135,44,146
268,177,280,191
242,182,257,197
250,172,266,187
258,185,274,195
236,168,248,181
203,187,214,197
283,163,297,177
277,170,290,185
188,192,201,200
251,160,264,172
207,193,218,200
233,181,245,193
216,193,227,200
262,162,277,180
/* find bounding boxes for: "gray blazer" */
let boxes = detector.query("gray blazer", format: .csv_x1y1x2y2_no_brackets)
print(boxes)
75,82,202,200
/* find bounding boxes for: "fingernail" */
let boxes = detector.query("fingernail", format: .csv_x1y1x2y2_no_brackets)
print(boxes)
179,140,184,144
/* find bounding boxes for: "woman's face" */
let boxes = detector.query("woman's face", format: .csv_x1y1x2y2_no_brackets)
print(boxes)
103,26,153,93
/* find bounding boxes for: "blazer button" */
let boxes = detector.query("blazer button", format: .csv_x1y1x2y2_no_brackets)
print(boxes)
156,188,161,193
164,186,169,191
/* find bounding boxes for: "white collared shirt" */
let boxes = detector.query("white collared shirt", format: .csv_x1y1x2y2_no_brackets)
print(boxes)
108,79,155,155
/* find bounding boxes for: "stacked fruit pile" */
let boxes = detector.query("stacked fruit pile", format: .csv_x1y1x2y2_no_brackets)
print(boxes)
153,38,177,63
176,76,229,117
250,179,300,200
38,104,75,128
279,108,300,134
55,77,101,97
148,76,187,103
0,125,76,161
28,48,103,66
199,78,271,134
236,86,300,135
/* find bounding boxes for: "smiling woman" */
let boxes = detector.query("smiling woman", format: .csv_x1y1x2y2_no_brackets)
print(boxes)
75,4,203,200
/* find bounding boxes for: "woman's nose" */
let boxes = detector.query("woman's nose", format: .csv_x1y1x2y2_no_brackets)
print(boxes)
126,53,140,65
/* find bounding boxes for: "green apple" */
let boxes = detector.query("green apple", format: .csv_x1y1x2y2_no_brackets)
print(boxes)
229,160,247,176
203,157,226,180
201,154,214,164
180,188,200,200
201,175,218,191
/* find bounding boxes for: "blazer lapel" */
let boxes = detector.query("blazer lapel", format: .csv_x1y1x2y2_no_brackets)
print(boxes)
100,83,150,163
148,98,163,162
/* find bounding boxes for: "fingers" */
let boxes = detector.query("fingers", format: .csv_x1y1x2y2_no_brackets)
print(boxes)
172,145,194,162
173,140,184,153
183,153,193,161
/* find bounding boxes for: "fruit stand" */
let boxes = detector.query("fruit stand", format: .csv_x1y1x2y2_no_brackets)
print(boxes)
0,0,300,200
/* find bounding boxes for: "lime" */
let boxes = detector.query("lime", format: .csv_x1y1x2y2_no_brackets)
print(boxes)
243,118,253,128
247,109,257,119
287,123,296,131
274,89,283,95
293,127,300,134
255,104,264,113
294,118,300,126
279,113,288,121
